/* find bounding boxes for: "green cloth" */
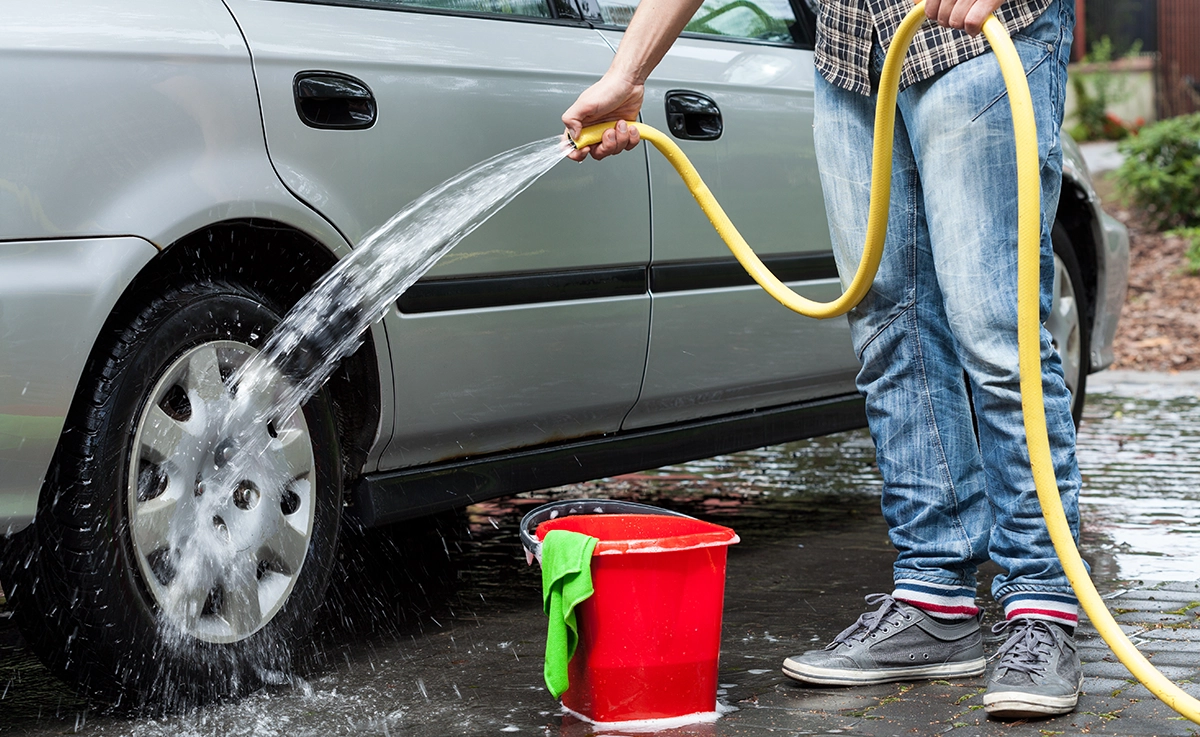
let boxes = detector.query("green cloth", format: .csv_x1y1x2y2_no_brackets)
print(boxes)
540,528,598,699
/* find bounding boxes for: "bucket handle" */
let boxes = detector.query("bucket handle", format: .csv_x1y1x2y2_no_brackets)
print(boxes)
519,499,694,564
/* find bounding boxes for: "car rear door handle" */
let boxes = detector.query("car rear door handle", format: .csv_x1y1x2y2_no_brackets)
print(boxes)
293,72,377,130
664,90,722,141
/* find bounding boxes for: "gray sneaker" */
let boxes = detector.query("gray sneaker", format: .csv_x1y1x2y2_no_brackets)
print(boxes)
984,618,1082,719
782,593,986,686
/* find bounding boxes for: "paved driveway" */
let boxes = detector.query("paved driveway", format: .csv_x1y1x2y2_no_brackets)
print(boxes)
3,371,1199,736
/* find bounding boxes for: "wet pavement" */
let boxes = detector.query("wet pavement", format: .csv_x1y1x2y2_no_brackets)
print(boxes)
3,370,1200,736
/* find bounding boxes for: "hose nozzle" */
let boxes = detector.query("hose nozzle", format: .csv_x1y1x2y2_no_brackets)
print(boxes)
570,121,638,151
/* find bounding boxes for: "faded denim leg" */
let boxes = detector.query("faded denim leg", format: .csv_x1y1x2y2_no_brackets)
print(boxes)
816,73,992,600
814,0,1081,624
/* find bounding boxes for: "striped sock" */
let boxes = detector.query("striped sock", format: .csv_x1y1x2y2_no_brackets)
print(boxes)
893,580,980,620
1001,592,1079,628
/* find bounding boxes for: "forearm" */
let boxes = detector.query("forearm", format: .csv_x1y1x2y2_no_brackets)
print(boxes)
609,0,708,85
562,0,704,160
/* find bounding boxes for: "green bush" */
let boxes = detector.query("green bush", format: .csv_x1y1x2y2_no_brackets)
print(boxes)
1174,228,1200,275
1113,113,1200,229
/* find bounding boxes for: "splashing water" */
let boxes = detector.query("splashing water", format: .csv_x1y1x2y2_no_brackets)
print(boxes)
151,135,572,650
231,135,572,432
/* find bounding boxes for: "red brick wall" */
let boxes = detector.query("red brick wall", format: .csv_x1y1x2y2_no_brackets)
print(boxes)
1158,0,1200,116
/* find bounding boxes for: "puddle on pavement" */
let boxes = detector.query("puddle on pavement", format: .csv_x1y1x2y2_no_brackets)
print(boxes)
2,375,1197,734
1076,377,1200,583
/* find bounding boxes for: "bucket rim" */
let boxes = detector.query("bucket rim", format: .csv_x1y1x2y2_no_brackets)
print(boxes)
536,513,739,556
519,499,694,564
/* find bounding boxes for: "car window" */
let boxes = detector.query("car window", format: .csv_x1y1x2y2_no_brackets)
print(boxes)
314,0,553,19
595,0,798,43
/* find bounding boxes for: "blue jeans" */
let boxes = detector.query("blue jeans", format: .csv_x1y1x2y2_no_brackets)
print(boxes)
814,0,1081,616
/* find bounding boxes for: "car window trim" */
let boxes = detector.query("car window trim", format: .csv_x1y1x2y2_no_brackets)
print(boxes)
261,0,814,46
590,21,806,48
593,22,810,49
590,0,816,49
261,0,595,27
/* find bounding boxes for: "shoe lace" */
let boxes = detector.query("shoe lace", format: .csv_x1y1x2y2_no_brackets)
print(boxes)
826,593,910,650
990,618,1057,677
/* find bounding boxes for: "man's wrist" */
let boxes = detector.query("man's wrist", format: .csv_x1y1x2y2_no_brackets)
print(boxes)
609,57,649,88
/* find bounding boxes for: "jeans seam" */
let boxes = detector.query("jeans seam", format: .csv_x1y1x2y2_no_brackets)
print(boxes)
853,305,909,362
850,180,916,358
913,318,973,564
1051,0,1069,122
906,162,973,564
850,129,917,362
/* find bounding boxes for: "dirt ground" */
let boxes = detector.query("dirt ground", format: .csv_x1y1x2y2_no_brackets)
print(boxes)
1095,176,1200,371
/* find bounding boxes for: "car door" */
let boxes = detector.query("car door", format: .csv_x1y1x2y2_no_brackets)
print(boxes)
224,0,652,469
590,0,861,430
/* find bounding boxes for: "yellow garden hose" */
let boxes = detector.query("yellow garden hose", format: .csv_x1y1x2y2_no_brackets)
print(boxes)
574,2,1200,724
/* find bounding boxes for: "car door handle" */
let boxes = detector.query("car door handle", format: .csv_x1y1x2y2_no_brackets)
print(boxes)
293,72,377,130
664,90,722,141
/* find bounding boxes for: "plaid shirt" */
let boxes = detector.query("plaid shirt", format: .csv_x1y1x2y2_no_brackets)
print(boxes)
815,0,1052,96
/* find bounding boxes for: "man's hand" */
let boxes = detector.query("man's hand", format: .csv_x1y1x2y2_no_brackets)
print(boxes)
562,73,645,162
922,0,1005,36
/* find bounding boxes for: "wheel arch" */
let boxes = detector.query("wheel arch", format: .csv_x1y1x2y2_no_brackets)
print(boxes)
109,219,384,489
1055,175,1101,364
3,246,360,703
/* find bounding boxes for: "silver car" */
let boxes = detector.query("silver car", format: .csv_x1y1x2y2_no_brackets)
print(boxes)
0,0,1127,703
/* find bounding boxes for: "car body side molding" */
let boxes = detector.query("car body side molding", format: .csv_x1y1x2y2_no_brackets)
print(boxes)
349,392,865,527
396,252,840,313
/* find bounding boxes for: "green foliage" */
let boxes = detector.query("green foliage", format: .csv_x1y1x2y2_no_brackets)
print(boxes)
1113,113,1200,229
1069,36,1143,141
1172,228,1200,275
685,0,792,42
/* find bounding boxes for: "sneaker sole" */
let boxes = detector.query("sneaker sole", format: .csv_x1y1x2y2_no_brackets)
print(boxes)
983,690,1079,719
782,657,986,686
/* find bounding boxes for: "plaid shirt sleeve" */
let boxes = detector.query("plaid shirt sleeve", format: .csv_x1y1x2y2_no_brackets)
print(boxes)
815,0,1053,96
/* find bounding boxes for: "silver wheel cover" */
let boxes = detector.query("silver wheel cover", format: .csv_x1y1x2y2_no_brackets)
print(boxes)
1047,252,1082,402
127,341,316,644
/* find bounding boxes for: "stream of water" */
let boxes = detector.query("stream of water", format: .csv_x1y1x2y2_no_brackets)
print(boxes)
156,135,572,643
227,135,571,452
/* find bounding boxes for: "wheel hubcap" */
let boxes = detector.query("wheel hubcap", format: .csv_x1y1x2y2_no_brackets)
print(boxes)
127,341,316,644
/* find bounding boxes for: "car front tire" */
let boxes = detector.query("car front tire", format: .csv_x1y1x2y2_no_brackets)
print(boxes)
1,277,342,706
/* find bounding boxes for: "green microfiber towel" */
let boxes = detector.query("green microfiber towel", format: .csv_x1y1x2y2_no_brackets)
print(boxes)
540,528,599,699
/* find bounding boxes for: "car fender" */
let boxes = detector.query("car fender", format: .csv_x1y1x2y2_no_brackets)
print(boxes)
0,0,395,532
1060,133,1130,372
0,237,157,534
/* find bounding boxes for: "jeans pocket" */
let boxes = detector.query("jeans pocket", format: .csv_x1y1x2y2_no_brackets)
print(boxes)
970,35,1053,123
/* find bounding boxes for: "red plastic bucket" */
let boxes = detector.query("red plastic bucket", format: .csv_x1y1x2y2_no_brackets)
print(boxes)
534,511,739,725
